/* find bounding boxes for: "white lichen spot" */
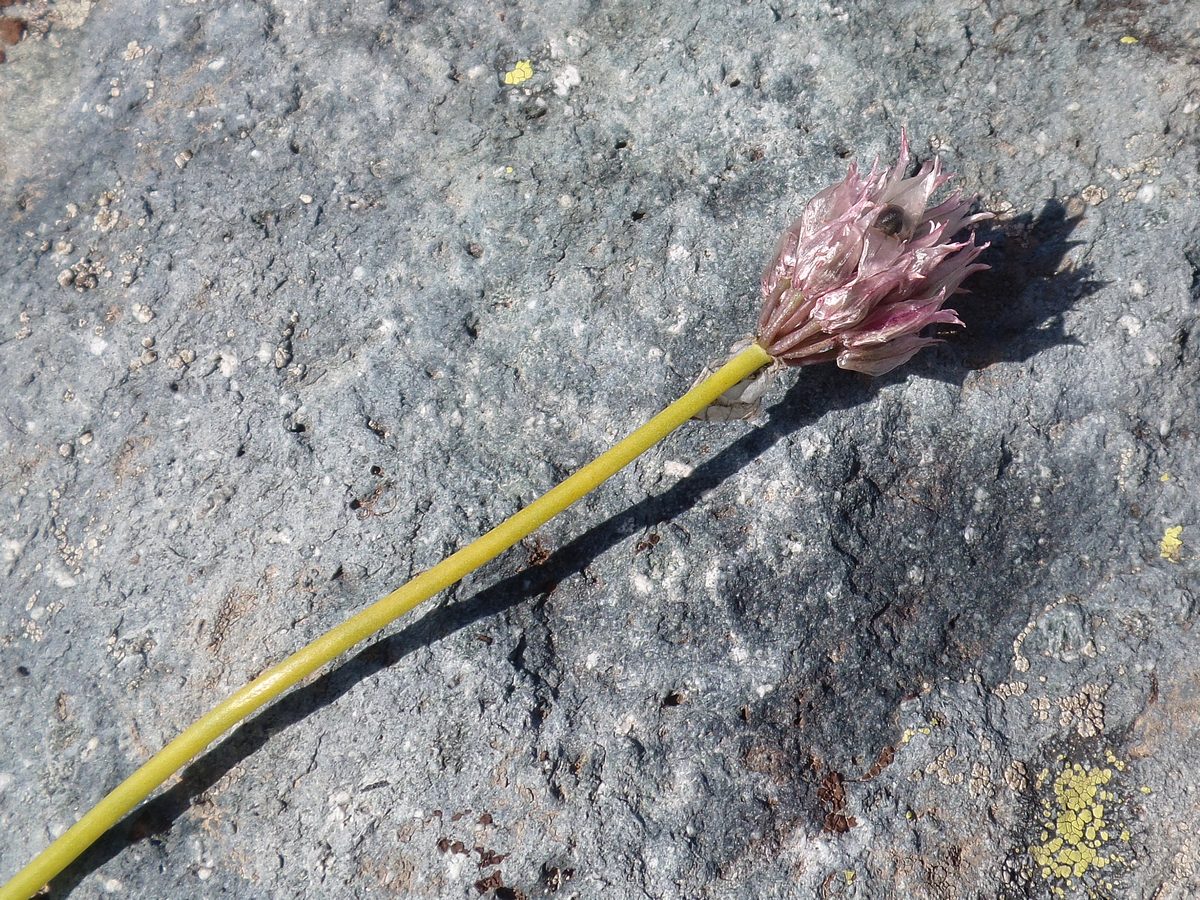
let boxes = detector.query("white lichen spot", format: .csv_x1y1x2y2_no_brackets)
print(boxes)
1005,760,1028,793
1117,315,1142,336
663,460,693,479
703,562,724,600
798,431,831,461
614,713,637,736
993,680,1028,700
3,539,24,575
552,64,581,96
1031,696,1051,721
51,567,77,588
1058,684,1106,738
969,762,995,798
445,851,469,879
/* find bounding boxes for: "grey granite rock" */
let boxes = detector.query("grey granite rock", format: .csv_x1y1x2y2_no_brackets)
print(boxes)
1,0,1198,897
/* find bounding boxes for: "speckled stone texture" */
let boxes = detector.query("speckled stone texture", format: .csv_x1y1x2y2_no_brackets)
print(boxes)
1,1,1198,897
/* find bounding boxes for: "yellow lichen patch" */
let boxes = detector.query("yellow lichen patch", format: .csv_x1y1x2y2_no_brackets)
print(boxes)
900,726,927,745
843,870,856,885
1119,35,1139,45
899,719,937,745
1159,526,1183,562
503,59,534,85
1028,760,1131,895
1104,748,1126,773
1159,472,1171,482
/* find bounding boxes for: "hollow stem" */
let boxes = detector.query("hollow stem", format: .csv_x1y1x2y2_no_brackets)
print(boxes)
0,341,774,900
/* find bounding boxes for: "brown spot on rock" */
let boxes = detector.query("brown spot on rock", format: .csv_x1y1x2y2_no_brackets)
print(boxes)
0,15,25,63
474,871,504,894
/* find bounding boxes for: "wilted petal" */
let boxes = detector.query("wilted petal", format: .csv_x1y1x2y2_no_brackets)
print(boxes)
796,165,869,244
841,291,963,347
761,225,801,300
922,191,990,234
811,267,907,331
836,334,939,375
793,218,868,295
907,243,990,304
880,159,950,223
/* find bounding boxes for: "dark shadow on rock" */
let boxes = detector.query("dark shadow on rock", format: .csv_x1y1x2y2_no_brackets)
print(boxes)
46,201,1091,895
915,198,1098,381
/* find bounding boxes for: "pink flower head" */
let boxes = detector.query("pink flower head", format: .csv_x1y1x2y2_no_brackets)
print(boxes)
756,131,991,375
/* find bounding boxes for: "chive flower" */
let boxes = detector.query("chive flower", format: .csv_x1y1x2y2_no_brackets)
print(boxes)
756,131,990,374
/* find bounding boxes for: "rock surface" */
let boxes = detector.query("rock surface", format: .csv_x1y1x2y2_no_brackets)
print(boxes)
1,1,1198,897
